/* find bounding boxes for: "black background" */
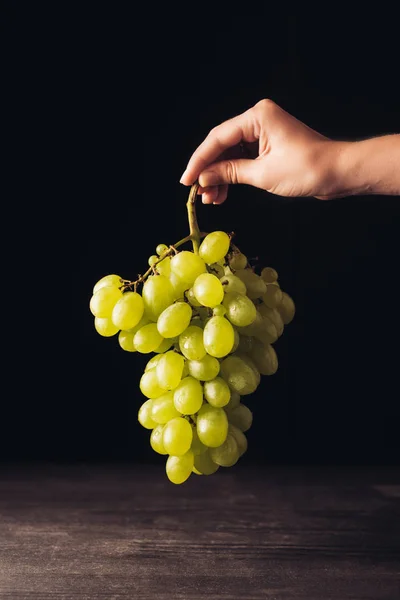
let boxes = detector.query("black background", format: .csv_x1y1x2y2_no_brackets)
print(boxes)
3,4,400,466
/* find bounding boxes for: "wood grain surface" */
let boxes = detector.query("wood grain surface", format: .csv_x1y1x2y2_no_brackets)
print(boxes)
0,464,399,599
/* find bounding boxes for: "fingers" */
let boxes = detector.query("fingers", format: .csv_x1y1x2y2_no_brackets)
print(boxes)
198,158,258,187
201,186,218,204
213,185,229,204
201,184,229,205
180,110,258,185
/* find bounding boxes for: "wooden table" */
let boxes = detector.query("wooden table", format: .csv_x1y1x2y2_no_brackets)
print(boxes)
0,464,399,599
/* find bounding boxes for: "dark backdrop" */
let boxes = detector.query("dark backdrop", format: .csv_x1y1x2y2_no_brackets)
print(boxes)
3,5,400,466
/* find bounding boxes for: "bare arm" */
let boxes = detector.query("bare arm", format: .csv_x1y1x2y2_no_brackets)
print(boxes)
319,135,400,200
179,99,400,204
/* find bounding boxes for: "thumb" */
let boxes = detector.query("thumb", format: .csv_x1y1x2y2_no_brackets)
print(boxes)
198,158,257,187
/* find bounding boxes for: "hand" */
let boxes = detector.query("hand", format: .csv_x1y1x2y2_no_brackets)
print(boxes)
180,99,343,204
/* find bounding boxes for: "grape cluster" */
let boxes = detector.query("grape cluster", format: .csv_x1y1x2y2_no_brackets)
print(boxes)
89,231,295,484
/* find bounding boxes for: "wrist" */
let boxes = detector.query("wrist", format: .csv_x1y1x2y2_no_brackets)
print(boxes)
316,135,400,199
315,140,371,199
333,140,376,196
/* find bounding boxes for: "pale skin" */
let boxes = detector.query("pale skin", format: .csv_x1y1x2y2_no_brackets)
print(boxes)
179,99,400,204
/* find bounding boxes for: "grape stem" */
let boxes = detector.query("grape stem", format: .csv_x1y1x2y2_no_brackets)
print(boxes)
187,182,201,254
121,183,206,291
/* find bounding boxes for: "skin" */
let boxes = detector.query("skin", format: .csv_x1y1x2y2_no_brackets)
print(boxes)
180,99,400,204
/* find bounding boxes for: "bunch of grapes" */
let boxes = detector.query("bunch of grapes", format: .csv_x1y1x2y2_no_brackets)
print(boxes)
88,186,295,484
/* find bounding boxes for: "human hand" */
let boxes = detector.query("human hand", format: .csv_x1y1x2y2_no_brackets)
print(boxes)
180,99,344,204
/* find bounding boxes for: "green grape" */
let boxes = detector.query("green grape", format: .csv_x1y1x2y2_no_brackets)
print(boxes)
142,275,175,321
257,315,278,345
237,334,255,353
93,274,122,294
156,351,184,391
261,266,278,283
219,273,247,295
226,403,253,432
203,316,235,358
193,450,219,475
208,262,225,278
235,269,267,299
198,231,230,264
134,323,164,354
156,256,171,278
210,434,239,467
262,284,283,308
156,243,169,256
151,392,181,424
191,427,208,455
127,314,150,333
94,317,119,337
222,291,257,327
250,341,278,375
224,391,241,412
148,254,158,266
181,360,189,378
157,302,192,338
179,325,206,361
139,369,165,399
228,423,248,456
162,417,193,455
277,292,296,324
111,291,144,331
194,306,210,322
170,251,207,284
236,310,262,336
153,337,176,353
186,287,202,307
187,355,220,381
190,317,205,331
173,376,203,414
145,354,163,371
213,304,226,317
236,353,261,388
203,377,231,407
169,271,189,300
118,329,136,350
193,273,224,308
138,399,157,429
192,467,203,475
166,450,194,484
237,309,277,344
228,251,247,270
89,285,123,318
150,424,167,454
231,328,240,353
257,304,284,337
220,354,259,395
196,404,228,447
223,265,233,277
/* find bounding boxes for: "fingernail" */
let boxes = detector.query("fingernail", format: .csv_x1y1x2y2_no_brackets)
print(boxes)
179,169,188,184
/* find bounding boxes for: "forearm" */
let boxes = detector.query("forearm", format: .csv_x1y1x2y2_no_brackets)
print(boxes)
330,135,400,197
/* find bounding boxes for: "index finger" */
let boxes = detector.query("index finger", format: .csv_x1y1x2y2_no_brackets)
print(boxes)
180,111,258,185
